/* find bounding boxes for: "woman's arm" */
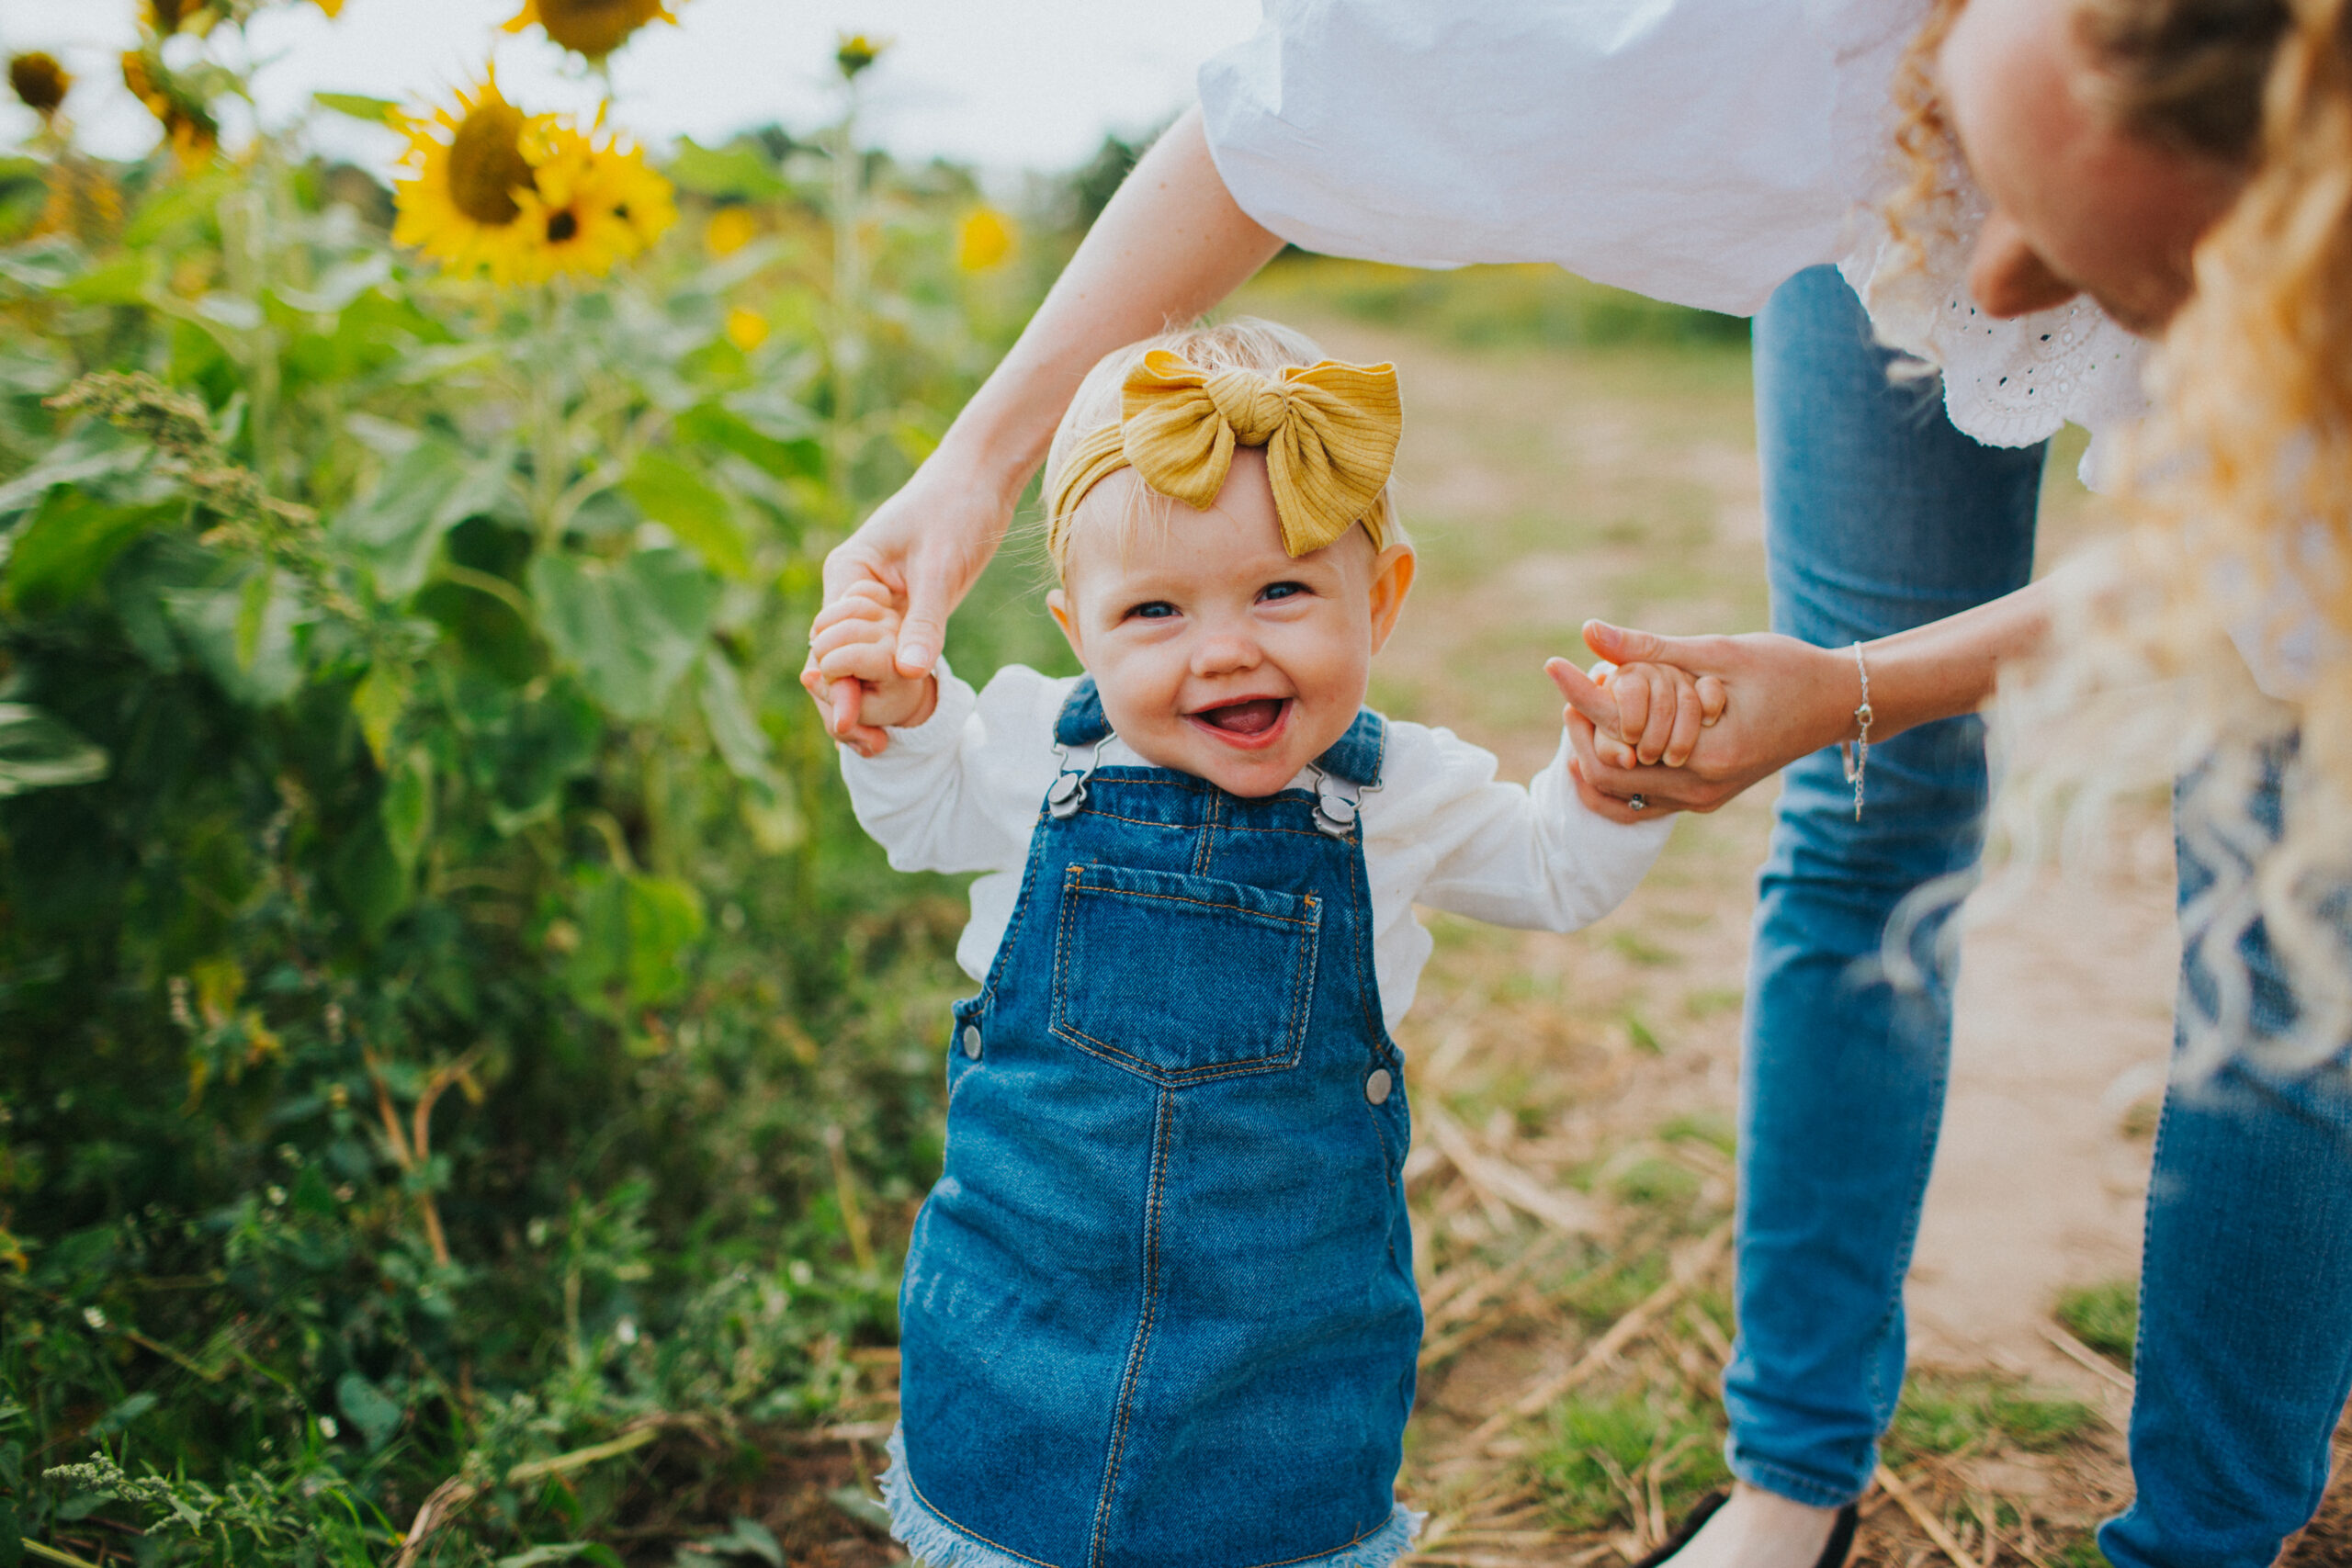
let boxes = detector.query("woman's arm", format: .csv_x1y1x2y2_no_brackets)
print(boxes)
813,107,1283,749
1558,577,2056,819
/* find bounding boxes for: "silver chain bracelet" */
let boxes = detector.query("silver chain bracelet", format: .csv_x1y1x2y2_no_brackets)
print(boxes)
1839,640,1873,822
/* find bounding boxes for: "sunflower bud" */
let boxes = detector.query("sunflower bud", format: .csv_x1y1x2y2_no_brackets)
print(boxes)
7,52,71,119
835,32,888,80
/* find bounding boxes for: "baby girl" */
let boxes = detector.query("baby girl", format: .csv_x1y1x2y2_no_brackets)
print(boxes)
804,318,1708,1568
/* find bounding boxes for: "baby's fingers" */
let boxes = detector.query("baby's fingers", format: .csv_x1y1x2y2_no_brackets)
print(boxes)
1634,669,1681,764
1698,674,1728,727
1662,679,1707,767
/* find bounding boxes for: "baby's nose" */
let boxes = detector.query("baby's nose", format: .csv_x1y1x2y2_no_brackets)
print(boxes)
1191,632,1262,675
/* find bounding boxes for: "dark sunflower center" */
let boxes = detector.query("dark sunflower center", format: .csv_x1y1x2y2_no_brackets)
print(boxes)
447,101,531,227
546,209,580,243
9,53,69,117
537,0,648,58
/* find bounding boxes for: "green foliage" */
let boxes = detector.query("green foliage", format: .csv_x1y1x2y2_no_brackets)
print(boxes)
1886,1374,2098,1463
1242,254,1750,350
2056,1279,2139,1368
0,9,1068,1562
1530,1388,1728,1534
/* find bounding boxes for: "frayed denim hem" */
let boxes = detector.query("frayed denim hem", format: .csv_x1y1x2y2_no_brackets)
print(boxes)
882,1426,1425,1568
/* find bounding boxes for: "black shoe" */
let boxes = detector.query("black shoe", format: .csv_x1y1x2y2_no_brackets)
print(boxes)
1623,1492,1860,1568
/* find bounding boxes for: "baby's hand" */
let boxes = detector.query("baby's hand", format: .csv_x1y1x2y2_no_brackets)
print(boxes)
802,581,938,756
1543,655,1726,768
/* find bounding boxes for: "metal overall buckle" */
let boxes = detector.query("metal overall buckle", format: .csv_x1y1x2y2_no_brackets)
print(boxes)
1307,765,1366,839
1046,738,1105,819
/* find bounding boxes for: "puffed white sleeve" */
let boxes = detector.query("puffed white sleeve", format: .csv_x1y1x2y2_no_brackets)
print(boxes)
1370,720,1671,932
1196,0,1922,316
835,660,1071,877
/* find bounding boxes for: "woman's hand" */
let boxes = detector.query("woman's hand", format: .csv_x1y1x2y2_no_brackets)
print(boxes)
1554,620,1861,820
810,453,1021,752
802,581,943,756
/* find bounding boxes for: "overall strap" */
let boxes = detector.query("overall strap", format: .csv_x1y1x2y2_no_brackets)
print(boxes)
1313,708,1386,788
1052,675,1113,748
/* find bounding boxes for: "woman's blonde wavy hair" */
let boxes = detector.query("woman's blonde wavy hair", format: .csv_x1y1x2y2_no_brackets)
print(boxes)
1887,0,2352,1072
1039,317,1404,582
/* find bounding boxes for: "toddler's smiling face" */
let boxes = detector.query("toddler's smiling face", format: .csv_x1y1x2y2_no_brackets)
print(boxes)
1047,449,1414,798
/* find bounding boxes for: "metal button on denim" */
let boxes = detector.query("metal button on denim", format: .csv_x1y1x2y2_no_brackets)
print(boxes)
1365,1067,1393,1105
959,1024,982,1060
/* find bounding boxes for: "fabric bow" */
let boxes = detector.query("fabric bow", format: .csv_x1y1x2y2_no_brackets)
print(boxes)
1046,349,1401,561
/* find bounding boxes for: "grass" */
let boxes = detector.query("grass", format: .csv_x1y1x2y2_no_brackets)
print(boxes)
1887,1373,2100,1463
2057,1279,2140,1368
1531,1389,1731,1534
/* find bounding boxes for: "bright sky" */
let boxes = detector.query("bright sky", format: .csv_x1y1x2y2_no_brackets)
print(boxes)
0,0,1262,178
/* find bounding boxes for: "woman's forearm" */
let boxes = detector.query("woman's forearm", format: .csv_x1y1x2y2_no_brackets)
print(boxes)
938,107,1285,503
1859,575,2055,740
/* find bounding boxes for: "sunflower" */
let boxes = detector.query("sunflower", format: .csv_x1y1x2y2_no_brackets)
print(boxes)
7,52,70,119
956,207,1014,272
507,121,676,284
503,0,679,61
835,32,888,80
391,73,548,285
121,50,218,169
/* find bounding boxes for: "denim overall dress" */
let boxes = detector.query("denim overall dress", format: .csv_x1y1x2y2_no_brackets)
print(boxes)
883,678,1423,1568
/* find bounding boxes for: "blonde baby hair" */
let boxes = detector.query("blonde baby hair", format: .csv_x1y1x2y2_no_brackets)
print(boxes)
1040,317,1405,582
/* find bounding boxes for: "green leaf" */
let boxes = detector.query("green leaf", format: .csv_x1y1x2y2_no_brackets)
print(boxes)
623,450,750,580
351,663,411,766
495,1545,627,1568
696,654,775,784
334,1372,401,1452
273,252,392,314
0,423,147,517
0,704,108,797
5,491,178,615
313,91,400,125
664,137,787,200
381,747,433,874
335,434,512,597
233,569,273,671
56,254,155,306
626,874,705,1007
162,569,301,705
526,548,718,721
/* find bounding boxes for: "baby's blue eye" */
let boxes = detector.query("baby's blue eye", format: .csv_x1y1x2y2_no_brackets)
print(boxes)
1259,581,1307,603
1125,600,1178,621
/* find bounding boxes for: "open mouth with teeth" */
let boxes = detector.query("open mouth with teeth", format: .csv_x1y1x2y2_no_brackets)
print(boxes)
1188,696,1291,746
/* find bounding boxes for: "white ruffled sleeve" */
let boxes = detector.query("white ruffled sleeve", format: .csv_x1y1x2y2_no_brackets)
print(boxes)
1365,719,1671,934
1198,0,1920,316
835,660,1071,878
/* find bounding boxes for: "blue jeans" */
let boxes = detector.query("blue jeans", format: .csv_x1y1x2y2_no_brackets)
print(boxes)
1727,265,2045,1506
1736,268,2352,1566
2098,753,2352,1568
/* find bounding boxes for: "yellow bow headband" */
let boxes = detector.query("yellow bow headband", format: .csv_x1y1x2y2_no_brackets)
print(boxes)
1046,349,1403,565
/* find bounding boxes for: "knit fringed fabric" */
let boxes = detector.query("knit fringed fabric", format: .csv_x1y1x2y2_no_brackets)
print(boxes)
880,1426,1426,1568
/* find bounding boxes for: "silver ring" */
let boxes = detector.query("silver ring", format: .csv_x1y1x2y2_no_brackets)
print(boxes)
1627,794,1648,811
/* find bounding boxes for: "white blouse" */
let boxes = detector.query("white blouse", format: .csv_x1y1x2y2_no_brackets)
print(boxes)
1196,0,2150,473
838,661,1673,1036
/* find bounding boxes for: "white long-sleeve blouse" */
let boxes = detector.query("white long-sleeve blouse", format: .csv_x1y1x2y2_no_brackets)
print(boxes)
1195,0,2151,470
838,661,1673,1038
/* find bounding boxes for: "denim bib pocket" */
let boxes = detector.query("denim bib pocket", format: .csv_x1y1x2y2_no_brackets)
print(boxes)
1050,861,1321,1087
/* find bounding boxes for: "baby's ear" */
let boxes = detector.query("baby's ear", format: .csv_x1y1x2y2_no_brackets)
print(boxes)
1046,587,1085,665
1366,543,1416,653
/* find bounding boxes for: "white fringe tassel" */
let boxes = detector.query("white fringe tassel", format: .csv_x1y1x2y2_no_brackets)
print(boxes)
881,1426,1425,1568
